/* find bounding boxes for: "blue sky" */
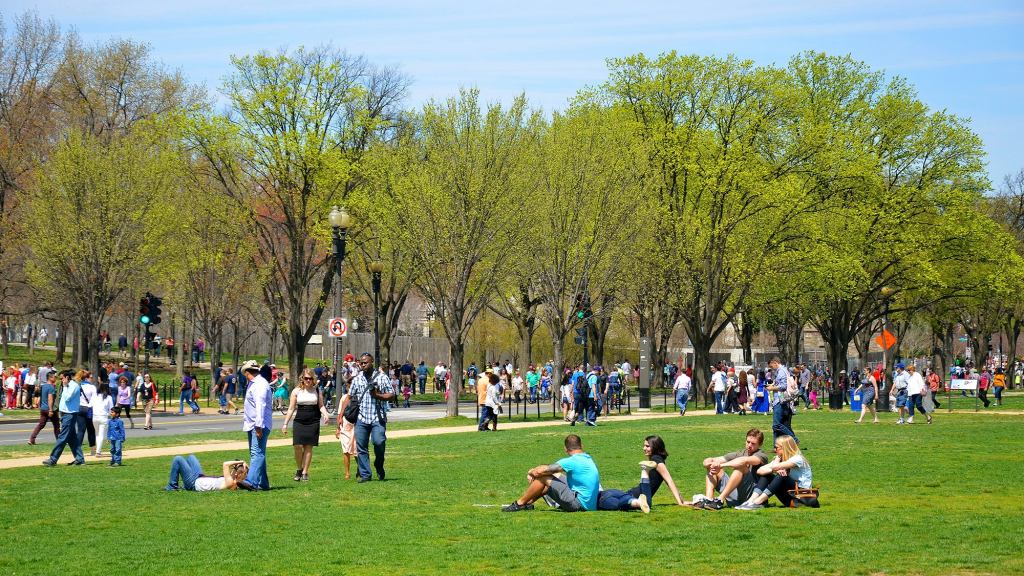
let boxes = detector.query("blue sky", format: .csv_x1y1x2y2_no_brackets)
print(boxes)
7,0,1023,185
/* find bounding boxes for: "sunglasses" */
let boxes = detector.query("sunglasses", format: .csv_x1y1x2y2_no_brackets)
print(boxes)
302,377,314,381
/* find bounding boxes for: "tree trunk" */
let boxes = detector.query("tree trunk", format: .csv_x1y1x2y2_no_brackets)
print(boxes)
0,316,8,357
27,324,35,355
517,321,534,373
55,321,67,364
380,336,393,371
268,323,278,364
177,316,187,377
447,340,465,417
589,316,610,368
1005,320,1021,388
825,335,851,390
552,333,565,386
691,344,712,407
741,322,754,365
72,319,83,368
210,338,222,389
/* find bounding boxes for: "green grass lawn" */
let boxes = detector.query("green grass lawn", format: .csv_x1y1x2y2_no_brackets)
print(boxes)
1,409,1022,575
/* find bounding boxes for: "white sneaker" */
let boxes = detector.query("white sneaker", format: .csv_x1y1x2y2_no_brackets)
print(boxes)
637,496,650,514
896,419,904,424
639,460,658,472
907,417,914,424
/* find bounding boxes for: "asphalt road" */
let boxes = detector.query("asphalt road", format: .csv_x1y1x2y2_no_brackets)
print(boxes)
0,401,491,446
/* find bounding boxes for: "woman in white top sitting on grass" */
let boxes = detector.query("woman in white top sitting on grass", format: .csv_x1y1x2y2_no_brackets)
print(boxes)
735,435,812,509
165,455,250,491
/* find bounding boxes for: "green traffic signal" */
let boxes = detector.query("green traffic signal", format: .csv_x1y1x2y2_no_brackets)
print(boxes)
576,310,584,319
141,315,151,325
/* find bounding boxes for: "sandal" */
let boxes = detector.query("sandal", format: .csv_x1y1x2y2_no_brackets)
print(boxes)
293,469,302,482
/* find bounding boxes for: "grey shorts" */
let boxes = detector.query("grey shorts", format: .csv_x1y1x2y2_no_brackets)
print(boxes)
546,476,585,512
717,470,757,505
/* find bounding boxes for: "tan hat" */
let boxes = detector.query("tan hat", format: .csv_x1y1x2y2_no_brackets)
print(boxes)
240,360,260,373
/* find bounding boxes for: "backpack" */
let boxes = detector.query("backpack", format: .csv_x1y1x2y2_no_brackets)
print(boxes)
575,373,590,397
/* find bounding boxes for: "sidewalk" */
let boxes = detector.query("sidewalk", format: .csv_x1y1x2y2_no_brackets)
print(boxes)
0,410,688,470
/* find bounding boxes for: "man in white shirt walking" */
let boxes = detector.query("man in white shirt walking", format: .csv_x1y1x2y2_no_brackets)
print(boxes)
905,364,932,424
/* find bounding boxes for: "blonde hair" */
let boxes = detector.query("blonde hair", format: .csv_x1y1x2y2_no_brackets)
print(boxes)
74,369,89,382
775,435,802,461
300,368,317,391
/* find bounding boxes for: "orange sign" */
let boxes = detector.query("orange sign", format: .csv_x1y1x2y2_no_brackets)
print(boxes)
875,329,896,350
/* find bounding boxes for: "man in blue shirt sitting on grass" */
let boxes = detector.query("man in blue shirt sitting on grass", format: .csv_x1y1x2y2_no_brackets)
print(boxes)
502,434,600,512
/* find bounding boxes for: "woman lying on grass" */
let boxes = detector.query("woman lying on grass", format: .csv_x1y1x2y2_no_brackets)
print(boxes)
597,435,685,512
164,454,252,492
735,435,812,510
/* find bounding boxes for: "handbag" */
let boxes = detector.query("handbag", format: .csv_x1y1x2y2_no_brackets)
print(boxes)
343,383,372,424
787,487,820,508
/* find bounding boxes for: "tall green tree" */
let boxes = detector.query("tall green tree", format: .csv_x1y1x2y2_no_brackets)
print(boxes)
600,52,819,391
22,129,178,374
185,46,407,381
387,89,540,416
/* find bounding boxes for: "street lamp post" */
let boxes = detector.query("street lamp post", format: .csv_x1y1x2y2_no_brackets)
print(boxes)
329,206,351,398
878,286,895,412
369,260,384,371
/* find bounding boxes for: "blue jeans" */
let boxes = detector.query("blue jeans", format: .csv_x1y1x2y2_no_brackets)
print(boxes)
179,391,199,413
598,479,653,511
418,376,426,395
246,428,270,490
676,389,689,414
47,411,84,464
771,402,798,445
478,405,491,430
354,420,387,480
714,391,724,414
110,439,123,464
166,454,203,490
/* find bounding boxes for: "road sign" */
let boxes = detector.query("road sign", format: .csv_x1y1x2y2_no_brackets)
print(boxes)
328,317,348,338
875,329,896,350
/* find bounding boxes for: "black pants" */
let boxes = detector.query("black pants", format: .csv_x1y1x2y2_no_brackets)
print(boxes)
757,473,798,507
930,390,941,409
978,388,990,407
77,409,96,448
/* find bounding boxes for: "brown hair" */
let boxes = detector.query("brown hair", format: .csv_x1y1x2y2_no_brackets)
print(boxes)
746,428,765,445
564,434,583,451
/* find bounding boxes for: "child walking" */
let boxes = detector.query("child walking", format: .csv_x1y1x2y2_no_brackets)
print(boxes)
402,383,412,408
108,407,126,467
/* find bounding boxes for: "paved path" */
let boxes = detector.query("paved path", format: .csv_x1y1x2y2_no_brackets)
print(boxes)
3,407,1020,471
0,411,687,470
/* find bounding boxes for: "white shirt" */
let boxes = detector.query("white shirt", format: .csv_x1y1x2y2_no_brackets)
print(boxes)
80,382,97,408
511,376,524,391
4,376,15,391
907,372,927,395
673,373,691,391
194,476,224,491
90,395,114,423
621,361,632,374
24,373,37,387
712,371,727,392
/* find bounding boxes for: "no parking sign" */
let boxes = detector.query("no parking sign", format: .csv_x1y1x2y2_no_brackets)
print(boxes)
328,317,348,337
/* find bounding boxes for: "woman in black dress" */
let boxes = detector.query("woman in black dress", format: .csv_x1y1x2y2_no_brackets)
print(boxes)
280,368,331,481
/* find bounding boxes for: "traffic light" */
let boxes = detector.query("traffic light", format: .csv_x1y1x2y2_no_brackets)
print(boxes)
574,293,585,319
139,295,152,325
149,294,163,325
